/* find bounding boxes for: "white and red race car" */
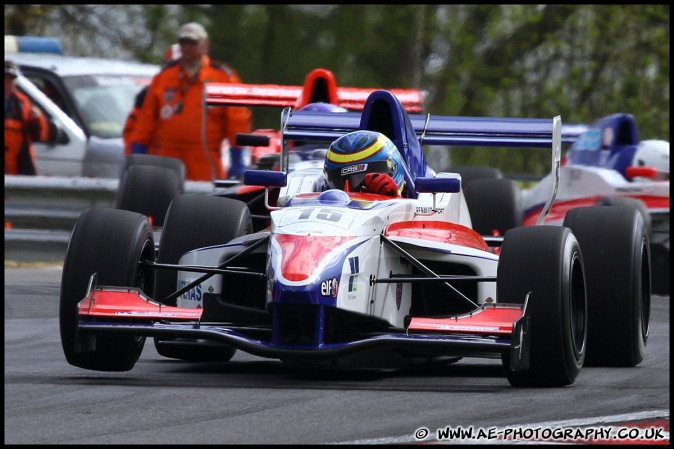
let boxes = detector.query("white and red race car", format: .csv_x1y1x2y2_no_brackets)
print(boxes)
60,89,650,387
518,114,669,294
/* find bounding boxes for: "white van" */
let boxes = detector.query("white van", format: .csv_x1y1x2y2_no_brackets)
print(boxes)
5,39,159,178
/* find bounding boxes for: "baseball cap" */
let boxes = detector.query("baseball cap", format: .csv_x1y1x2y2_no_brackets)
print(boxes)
5,60,21,78
178,22,208,42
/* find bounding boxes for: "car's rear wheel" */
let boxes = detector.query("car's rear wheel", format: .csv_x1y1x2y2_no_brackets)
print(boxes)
498,226,587,387
650,242,669,296
153,194,252,362
60,208,155,371
153,194,253,304
563,206,650,367
448,165,503,184
463,178,522,236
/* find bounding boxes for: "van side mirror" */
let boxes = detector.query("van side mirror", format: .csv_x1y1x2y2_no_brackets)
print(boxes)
47,119,69,145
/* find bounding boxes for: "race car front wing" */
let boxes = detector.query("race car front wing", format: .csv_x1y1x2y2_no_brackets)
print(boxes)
75,274,531,371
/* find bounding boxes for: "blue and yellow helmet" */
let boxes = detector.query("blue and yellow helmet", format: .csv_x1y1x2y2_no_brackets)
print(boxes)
324,130,405,192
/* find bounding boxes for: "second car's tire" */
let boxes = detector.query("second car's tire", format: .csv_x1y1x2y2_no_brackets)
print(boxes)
595,195,651,233
116,164,182,227
122,154,186,192
497,226,587,387
59,208,155,371
563,206,650,367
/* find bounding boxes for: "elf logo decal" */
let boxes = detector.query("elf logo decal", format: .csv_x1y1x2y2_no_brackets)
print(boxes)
321,278,339,297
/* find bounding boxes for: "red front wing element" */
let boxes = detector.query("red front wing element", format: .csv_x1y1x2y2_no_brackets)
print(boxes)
408,305,524,335
78,286,202,321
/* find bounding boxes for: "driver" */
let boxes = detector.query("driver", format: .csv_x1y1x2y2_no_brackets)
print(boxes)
632,139,669,181
291,102,347,161
323,130,405,197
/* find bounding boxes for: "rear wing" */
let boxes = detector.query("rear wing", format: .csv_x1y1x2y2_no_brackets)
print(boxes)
205,83,426,113
274,104,564,224
280,110,584,148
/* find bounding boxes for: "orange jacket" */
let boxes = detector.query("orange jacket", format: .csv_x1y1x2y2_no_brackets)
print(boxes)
5,89,49,175
130,56,252,180
122,86,149,155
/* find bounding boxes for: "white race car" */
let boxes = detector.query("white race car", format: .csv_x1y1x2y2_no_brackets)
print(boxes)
59,90,650,387
519,114,669,294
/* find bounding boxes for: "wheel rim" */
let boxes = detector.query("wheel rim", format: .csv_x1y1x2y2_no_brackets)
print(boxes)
135,238,156,297
639,236,651,342
569,249,587,358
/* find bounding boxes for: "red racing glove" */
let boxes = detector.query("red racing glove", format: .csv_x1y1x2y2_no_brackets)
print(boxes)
364,173,401,197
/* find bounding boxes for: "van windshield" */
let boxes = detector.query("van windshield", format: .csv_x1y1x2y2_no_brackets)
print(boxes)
63,74,152,139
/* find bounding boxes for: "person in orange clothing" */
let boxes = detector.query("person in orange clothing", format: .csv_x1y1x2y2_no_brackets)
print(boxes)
4,60,50,175
129,22,252,181
122,43,181,156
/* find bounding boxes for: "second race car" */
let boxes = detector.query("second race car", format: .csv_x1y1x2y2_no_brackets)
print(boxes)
519,114,669,294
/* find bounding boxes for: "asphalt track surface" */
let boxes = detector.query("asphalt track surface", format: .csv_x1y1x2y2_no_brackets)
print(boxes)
4,265,670,444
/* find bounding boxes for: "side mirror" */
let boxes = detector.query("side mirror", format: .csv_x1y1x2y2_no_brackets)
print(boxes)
415,174,461,193
47,118,69,145
236,132,271,147
243,169,287,187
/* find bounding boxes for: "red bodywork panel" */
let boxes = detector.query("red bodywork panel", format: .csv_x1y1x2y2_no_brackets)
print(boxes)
523,194,670,226
386,220,489,251
408,305,523,335
78,288,202,321
273,234,358,282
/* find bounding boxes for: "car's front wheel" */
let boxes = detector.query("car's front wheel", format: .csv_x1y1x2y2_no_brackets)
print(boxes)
498,226,587,387
59,208,155,371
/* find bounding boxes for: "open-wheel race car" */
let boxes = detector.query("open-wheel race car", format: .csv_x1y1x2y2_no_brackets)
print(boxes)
519,114,669,295
60,89,651,387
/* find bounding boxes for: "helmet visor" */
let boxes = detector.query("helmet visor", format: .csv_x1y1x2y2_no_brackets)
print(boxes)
325,160,393,191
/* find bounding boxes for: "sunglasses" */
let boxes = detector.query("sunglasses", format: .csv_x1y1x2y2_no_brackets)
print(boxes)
178,38,200,46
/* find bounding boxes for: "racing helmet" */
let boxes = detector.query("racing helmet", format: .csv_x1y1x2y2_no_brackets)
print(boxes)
300,102,347,113
632,139,669,179
324,130,405,192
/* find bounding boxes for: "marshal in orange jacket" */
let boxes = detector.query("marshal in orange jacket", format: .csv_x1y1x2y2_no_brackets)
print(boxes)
5,90,49,175
130,55,251,180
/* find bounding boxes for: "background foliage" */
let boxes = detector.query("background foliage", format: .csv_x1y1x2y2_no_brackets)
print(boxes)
5,4,669,175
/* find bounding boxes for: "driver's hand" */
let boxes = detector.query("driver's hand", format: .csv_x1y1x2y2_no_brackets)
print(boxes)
364,173,400,197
